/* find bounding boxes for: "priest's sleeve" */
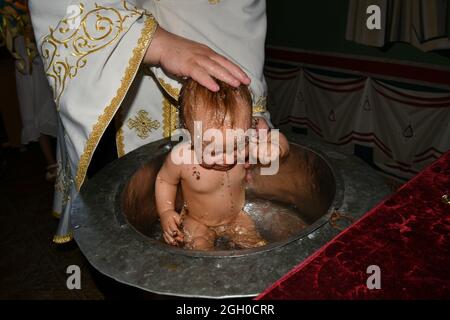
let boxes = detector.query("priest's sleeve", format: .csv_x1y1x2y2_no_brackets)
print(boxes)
29,0,158,190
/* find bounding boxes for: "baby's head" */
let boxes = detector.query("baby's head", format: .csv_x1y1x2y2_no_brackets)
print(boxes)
180,79,252,136
179,79,253,170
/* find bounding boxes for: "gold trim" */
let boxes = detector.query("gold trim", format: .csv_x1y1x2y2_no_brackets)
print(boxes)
52,211,61,219
115,109,126,158
442,194,450,206
53,232,74,244
116,127,126,158
75,15,158,190
157,77,180,101
252,96,267,114
54,160,73,206
162,97,178,138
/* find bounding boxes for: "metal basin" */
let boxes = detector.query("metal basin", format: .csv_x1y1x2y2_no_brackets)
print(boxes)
121,141,340,257
72,134,389,298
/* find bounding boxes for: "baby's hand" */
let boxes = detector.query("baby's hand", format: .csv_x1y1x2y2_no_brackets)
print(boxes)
250,130,282,165
159,210,184,246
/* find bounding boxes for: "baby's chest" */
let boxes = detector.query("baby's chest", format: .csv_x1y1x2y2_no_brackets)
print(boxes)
180,165,246,193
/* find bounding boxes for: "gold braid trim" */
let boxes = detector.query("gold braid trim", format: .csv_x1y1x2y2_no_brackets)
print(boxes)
157,77,180,101
252,96,267,114
162,98,179,138
75,16,158,190
116,127,126,158
115,108,126,158
53,232,74,244
157,78,180,138
52,211,61,219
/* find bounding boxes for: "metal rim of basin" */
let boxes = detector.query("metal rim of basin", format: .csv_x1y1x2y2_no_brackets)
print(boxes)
114,142,345,258
72,135,389,298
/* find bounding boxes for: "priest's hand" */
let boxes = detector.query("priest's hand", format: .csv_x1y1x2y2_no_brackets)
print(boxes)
144,26,251,92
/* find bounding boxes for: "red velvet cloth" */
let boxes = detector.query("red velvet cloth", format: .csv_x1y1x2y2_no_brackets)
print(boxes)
257,151,450,299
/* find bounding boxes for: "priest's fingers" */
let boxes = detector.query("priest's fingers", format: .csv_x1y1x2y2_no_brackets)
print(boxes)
190,67,220,92
146,26,250,91
198,57,241,88
209,54,250,85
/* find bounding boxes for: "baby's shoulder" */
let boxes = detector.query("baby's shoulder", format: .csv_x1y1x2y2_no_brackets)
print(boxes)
168,142,195,164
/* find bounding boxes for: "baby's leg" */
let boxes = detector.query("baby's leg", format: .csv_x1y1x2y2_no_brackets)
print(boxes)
182,216,216,250
227,211,267,248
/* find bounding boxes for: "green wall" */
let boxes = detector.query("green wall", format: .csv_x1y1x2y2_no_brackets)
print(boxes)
266,0,450,67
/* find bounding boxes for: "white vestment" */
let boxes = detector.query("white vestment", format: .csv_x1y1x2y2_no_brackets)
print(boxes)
29,0,269,243
14,36,57,143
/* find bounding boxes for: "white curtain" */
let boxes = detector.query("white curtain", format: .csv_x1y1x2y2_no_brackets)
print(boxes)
266,66,450,180
346,0,449,51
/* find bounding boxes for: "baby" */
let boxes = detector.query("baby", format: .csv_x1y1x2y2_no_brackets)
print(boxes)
155,79,289,250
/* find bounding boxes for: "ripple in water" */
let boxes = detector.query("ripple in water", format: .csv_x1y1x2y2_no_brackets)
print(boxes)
149,196,308,250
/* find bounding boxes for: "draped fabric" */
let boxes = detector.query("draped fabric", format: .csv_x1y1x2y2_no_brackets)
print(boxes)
14,36,57,143
346,0,449,51
0,0,38,73
265,66,450,180
258,150,450,299
1,2,57,144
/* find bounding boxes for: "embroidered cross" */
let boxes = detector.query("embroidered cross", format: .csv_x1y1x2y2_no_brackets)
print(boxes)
127,110,160,139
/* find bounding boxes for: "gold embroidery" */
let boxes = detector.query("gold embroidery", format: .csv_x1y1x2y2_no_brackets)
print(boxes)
0,5,38,74
162,98,179,138
53,232,74,244
54,160,73,206
209,0,221,4
75,15,158,190
156,78,180,138
115,109,126,157
116,127,126,158
127,110,160,139
40,1,145,107
157,77,180,101
252,96,267,113
52,211,61,219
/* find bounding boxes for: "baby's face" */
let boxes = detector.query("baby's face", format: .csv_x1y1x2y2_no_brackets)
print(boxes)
188,102,252,170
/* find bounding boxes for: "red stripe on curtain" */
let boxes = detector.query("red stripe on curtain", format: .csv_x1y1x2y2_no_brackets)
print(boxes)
305,70,365,87
304,73,365,93
374,86,450,108
266,47,450,88
415,147,445,158
375,81,450,103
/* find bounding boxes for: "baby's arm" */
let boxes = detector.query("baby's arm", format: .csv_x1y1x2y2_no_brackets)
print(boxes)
253,117,290,161
278,132,290,159
155,151,183,245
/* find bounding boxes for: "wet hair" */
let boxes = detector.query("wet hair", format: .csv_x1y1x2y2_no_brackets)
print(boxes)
179,79,252,134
